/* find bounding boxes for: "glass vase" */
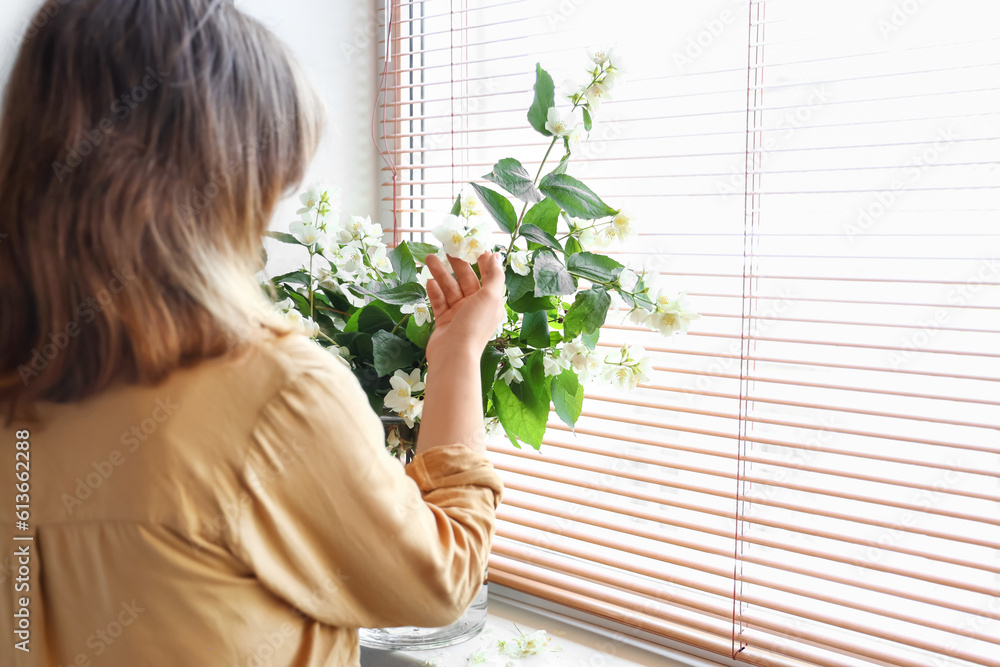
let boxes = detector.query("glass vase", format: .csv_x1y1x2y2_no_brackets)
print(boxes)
358,415,488,650
357,577,488,650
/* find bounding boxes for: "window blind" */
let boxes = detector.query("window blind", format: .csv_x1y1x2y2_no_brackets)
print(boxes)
375,1,1000,665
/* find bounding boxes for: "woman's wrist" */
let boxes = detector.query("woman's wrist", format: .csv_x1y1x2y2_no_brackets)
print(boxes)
426,341,482,369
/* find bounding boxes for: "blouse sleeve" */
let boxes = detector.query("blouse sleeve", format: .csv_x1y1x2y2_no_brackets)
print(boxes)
231,350,503,629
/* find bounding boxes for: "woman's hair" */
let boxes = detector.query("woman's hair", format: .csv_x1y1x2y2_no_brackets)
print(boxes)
0,0,323,406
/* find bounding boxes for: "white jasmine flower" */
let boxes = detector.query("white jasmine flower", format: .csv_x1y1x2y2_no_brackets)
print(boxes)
544,107,575,137
603,364,637,391
510,250,531,276
587,45,613,66
484,417,502,437
567,125,584,148
460,187,483,218
275,297,294,313
543,353,570,377
629,308,650,326
367,244,394,274
331,242,366,276
458,226,491,264
416,263,433,287
649,291,700,336
602,69,621,90
608,50,627,73
577,226,595,250
583,81,611,111
393,367,426,393
611,208,637,242
582,354,604,382
634,354,653,385
619,268,640,292
506,347,526,369
286,310,319,338
593,226,618,249
289,212,322,247
401,301,432,327
384,374,415,413
297,181,325,213
498,629,555,659
398,397,423,427
432,214,467,257
501,366,523,385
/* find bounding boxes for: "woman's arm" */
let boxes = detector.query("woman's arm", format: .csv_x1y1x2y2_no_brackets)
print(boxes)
416,251,506,456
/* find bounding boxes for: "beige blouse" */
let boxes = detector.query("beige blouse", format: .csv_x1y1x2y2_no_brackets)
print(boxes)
1,333,503,666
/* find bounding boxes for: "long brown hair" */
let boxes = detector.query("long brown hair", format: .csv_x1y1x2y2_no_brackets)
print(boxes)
0,0,323,405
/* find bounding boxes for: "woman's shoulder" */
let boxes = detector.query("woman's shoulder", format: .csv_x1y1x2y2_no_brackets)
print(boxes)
220,332,357,412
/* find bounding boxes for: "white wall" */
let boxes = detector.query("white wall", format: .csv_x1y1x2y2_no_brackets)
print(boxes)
0,0,378,276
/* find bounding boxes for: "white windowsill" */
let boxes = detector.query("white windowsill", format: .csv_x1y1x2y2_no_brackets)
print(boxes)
360,588,725,667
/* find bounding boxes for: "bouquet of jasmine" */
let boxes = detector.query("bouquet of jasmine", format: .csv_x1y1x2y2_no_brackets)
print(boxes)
266,49,697,457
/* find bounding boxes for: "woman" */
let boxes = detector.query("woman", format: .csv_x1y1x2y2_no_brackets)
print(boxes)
0,1,504,665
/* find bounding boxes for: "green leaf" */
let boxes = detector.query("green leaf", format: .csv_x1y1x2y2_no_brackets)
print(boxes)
276,286,310,314
407,242,441,264
494,352,551,448
566,251,625,284
483,158,542,203
271,270,312,288
519,223,563,251
520,310,551,348
526,63,556,137
582,329,600,350
357,282,427,306
405,316,432,349
266,231,303,246
538,173,618,220
523,198,561,237
357,303,395,334
563,287,611,340
509,293,556,313
480,347,504,411
470,183,517,234
551,369,584,429
390,243,418,283
582,107,593,132
532,250,576,297
450,194,462,216
550,154,570,176
371,330,420,377
506,269,535,303
564,236,583,256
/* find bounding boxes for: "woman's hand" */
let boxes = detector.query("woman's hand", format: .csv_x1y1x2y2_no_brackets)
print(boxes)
424,251,506,365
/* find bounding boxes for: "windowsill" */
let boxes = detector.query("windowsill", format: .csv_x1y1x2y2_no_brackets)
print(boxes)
360,589,717,667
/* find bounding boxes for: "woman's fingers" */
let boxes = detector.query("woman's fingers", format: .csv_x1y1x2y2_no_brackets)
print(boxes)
425,254,463,305
426,278,448,316
477,252,504,295
448,254,482,297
